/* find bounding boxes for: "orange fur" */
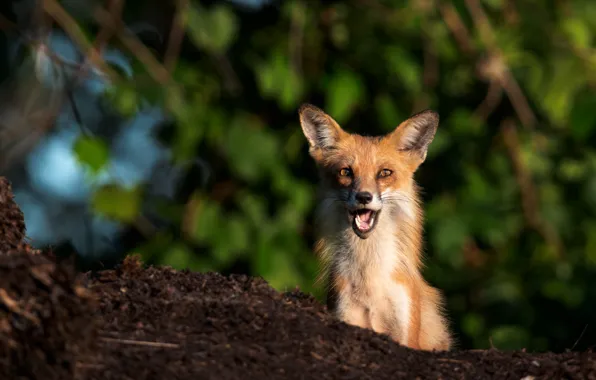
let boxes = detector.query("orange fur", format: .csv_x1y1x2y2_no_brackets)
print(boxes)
299,104,452,351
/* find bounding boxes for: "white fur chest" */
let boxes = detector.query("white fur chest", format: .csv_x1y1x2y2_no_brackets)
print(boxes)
332,228,413,341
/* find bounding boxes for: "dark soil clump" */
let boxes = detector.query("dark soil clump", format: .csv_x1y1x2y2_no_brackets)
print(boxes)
0,177,27,253
0,252,97,380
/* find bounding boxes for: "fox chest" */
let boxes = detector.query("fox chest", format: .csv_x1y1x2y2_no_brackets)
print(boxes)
331,266,413,340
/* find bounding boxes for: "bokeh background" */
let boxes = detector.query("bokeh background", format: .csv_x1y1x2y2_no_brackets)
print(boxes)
1,0,595,352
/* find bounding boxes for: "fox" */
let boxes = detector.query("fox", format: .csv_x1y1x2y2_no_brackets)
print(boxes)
298,103,452,351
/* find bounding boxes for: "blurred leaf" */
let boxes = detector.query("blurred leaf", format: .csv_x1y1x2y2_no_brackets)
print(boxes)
106,84,138,117
561,18,592,50
73,135,109,174
192,197,222,243
225,215,250,253
570,93,596,140
279,67,304,110
385,46,422,93
541,280,584,308
375,94,402,131
426,129,451,159
432,217,467,268
264,251,302,290
462,313,485,338
558,159,586,181
160,243,197,270
490,326,530,350
583,221,596,267
225,116,279,182
442,65,473,95
325,68,364,123
447,109,483,137
483,276,522,303
483,0,504,10
255,52,304,110
92,184,142,223
186,4,238,54
331,23,349,48
237,191,269,227
540,56,585,126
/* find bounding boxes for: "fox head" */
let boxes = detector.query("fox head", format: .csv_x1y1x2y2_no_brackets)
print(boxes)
298,103,439,240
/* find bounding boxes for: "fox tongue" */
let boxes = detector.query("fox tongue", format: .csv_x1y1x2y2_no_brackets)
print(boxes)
355,210,373,230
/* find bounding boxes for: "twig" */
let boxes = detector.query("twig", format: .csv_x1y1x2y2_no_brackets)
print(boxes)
439,0,536,129
93,6,170,84
75,362,105,369
437,358,473,368
182,195,200,240
489,336,496,350
501,119,563,258
473,78,503,121
42,0,121,81
289,1,305,77
412,35,439,112
0,289,41,324
164,0,189,74
72,0,124,84
422,41,439,89
66,88,90,135
212,54,242,95
503,0,520,25
499,69,537,130
570,324,588,351
99,337,179,348
438,3,474,56
462,238,488,268
463,0,536,129
92,0,123,52
134,214,159,238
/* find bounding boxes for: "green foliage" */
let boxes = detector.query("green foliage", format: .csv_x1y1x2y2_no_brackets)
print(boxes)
91,184,142,223
105,83,139,117
73,136,110,174
186,4,238,55
325,68,364,124
255,50,305,110
74,0,596,351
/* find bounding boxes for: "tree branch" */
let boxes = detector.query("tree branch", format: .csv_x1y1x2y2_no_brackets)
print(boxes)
164,0,189,74
93,6,171,85
501,119,563,258
42,0,121,82
463,0,536,129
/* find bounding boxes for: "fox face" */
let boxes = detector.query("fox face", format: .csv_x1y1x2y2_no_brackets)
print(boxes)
298,104,439,239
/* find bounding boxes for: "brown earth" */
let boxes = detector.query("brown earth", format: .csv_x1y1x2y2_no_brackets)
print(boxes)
1,176,595,380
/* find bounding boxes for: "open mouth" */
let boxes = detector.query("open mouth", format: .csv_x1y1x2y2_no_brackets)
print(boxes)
349,209,379,238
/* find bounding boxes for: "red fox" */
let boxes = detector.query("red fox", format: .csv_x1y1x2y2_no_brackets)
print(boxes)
298,104,452,351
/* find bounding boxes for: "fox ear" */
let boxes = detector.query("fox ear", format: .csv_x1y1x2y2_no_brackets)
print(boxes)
298,104,346,154
391,110,439,164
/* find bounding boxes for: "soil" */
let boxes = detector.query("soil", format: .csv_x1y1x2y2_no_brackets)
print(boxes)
1,176,595,380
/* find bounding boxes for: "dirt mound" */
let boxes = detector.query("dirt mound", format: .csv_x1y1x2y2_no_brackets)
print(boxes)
0,178,96,380
76,256,595,380
1,176,595,379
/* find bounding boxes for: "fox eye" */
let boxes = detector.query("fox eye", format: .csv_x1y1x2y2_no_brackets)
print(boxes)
378,169,393,178
339,168,352,177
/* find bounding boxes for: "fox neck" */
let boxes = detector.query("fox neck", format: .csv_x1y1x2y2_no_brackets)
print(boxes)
314,183,425,284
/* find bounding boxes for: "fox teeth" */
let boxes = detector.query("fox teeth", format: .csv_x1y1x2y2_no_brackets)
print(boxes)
355,214,374,231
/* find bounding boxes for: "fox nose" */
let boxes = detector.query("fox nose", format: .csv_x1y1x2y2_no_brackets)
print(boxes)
355,191,373,205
